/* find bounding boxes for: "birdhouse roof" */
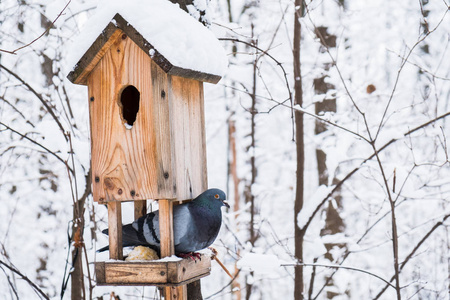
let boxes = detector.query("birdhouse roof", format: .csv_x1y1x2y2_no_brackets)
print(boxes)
67,0,227,84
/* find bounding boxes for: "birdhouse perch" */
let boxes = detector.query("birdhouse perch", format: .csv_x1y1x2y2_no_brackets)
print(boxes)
66,0,227,290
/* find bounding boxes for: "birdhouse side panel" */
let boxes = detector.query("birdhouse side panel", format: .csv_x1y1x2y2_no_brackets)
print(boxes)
150,60,176,198
169,76,208,201
88,33,174,202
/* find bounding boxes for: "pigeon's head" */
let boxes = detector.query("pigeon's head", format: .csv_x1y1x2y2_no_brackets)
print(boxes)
197,188,229,209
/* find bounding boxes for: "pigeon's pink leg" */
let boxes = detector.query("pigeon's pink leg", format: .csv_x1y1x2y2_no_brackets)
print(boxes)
178,252,202,261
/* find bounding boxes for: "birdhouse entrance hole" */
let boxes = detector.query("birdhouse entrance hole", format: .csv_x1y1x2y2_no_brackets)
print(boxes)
120,85,140,128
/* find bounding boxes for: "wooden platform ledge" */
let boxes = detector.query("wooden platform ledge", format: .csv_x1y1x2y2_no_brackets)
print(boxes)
95,254,211,286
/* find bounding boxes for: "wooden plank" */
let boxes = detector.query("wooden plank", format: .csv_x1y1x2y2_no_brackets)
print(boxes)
95,260,210,286
134,200,147,220
104,262,168,284
107,201,123,260
95,262,106,283
167,255,212,283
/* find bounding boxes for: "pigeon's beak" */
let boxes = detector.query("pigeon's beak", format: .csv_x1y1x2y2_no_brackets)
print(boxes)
222,200,230,208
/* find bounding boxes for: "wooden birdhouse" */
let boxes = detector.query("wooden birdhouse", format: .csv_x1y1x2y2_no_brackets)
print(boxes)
67,0,227,291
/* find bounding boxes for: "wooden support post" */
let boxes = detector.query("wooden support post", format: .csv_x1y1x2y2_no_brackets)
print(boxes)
159,200,175,256
159,199,186,300
107,201,123,260
134,200,147,220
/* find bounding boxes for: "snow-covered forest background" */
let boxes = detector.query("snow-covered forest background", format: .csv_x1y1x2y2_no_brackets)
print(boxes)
0,0,449,299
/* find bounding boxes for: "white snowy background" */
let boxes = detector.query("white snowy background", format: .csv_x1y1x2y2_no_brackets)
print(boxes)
0,0,449,299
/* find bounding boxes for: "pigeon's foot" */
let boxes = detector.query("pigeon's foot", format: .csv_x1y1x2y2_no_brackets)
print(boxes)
178,252,202,261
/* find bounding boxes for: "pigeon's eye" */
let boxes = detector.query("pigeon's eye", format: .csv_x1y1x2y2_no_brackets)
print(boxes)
214,194,220,199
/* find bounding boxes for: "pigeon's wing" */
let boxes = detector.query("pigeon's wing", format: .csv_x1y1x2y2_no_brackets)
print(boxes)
131,211,161,248
173,204,195,252
122,224,147,246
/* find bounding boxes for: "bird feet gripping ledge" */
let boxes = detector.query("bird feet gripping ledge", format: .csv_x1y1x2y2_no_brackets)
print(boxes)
177,252,202,261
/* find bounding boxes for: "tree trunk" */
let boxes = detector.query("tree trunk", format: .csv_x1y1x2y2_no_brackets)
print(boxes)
71,201,85,300
229,119,242,300
293,1,304,299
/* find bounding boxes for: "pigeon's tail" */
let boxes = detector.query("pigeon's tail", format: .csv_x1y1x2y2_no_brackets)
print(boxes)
97,224,150,253
96,228,110,252
97,245,109,252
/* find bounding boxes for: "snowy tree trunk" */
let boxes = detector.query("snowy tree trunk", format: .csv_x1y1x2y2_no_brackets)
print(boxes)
312,25,346,299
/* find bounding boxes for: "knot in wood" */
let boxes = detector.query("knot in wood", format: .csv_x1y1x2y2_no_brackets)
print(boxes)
104,178,115,190
117,188,123,195
130,190,136,197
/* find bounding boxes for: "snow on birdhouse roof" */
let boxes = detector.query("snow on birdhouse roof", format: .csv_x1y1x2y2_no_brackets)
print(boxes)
67,0,227,84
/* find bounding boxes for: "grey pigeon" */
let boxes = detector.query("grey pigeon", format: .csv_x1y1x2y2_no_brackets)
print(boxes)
98,188,228,255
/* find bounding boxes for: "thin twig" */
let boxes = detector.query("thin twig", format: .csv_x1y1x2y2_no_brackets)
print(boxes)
205,269,241,299
0,96,35,127
0,260,49,300
303,2,373,140
374,7,449,141
219,37,295,140
373,214,450,299
282,262,396,289
0,122,73,173
0,64,67,140
300,111,450,234
0,1,71,55
0,265,19,299
370,142,401,299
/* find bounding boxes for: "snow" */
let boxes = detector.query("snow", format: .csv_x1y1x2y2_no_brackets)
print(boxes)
67,0,227,78
237,253,280,274
297,185,334,230
157,255,182,262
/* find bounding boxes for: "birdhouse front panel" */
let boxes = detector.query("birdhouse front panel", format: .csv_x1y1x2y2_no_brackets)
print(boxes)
87,30,174,202
87,29,207,203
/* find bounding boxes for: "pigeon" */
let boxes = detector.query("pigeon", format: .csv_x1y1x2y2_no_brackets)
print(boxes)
98,188,228,255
